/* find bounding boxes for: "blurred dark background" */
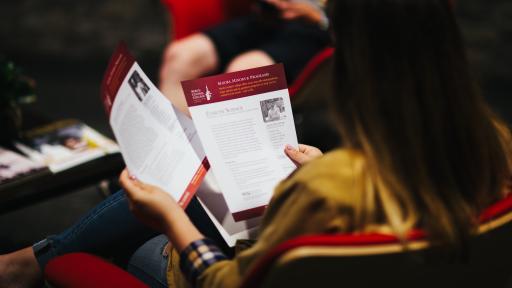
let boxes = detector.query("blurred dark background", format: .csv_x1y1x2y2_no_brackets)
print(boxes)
0,0,170,253
1,0,511,253
0,0,168,137
459,1,512,124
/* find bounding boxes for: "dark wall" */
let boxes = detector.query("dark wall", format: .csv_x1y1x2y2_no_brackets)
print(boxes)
0,0,171,136
0,0,168,61
457,1,512,123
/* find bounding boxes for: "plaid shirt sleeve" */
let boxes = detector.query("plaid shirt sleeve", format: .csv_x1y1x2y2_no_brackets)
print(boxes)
179,238,228,286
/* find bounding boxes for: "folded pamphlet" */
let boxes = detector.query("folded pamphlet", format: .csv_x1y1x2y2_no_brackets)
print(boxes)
101,43,298,245
100,43,207,207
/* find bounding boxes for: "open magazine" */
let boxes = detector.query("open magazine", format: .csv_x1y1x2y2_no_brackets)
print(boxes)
14,120,119,173
0,146,46,184
101,43,298,246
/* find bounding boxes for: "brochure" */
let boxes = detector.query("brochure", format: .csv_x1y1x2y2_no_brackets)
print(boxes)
100,44,298,245
182,64,299,221
0,146,46,184
100,43,208,208
15,120,119,173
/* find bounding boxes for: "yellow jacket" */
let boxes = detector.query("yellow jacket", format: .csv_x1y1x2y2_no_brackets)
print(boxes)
167,149,400,287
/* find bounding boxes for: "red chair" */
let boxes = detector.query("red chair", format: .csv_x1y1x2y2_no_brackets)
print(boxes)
160,0,334,98
241,195,512,288
44,252,147,288
44,194,512,287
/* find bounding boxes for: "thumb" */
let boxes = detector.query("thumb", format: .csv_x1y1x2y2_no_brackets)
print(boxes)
285,145,309,166
119,169,145,200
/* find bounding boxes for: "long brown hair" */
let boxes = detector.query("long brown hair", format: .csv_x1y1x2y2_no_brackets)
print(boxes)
329,0,512,246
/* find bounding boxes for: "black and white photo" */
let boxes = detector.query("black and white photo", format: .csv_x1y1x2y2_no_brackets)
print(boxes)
260,97,285,123
128,71,150,101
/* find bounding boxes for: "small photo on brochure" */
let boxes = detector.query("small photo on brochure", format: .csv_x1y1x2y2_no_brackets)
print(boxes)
260,97,286,123
128,70,150,102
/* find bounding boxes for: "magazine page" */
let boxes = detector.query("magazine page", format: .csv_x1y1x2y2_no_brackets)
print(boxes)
14,120,119,173
0,146,46,184
182,64,298,221
101,43,207,207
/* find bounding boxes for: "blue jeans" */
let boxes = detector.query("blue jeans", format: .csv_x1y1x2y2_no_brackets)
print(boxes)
33,190,228,287
127,234,170,288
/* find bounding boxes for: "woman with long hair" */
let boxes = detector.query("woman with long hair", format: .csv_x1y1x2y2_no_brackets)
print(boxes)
1,0,511,287
114,0,512,286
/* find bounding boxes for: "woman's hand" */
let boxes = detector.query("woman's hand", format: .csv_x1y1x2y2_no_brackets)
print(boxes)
264,0,324,25
119,169,179,234
285,144,323,167
119,170,203,251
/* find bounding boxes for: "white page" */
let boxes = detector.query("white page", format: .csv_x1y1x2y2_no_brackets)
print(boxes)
101,44,206,207
183,64,298,221
172,106,207,160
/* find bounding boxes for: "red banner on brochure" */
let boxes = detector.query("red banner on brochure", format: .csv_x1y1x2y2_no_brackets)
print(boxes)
232,205,268,222
100,42,135,117
182,64,288,107
178,158,210,208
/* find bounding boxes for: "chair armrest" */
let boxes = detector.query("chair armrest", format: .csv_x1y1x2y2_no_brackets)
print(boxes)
289,47,334,97
45,253,147,288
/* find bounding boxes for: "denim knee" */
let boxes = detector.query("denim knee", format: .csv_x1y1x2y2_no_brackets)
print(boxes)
127,234,170,288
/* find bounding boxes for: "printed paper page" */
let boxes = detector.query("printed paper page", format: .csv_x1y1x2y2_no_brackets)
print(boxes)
101,43,207,207
182,64,298,221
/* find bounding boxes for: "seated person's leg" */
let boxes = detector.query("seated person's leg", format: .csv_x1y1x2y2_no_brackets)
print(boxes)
127,234,170,288
258,20,330,82
0,247,40,288
0,192,231,287
201,16,263,73
0,190,159,287
225,50,275,73
204,16,330,82
126,234,190,288
126,196,236,287
32,190,159,268
159,33,219,116
121,198,234,287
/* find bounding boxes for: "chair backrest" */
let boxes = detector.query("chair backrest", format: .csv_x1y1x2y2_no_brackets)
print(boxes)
288,47,334,97
160,0,252,40
241,195,512,288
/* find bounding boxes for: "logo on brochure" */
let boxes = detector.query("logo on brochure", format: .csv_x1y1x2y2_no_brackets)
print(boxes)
205,85,212,101
189,85,213,104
